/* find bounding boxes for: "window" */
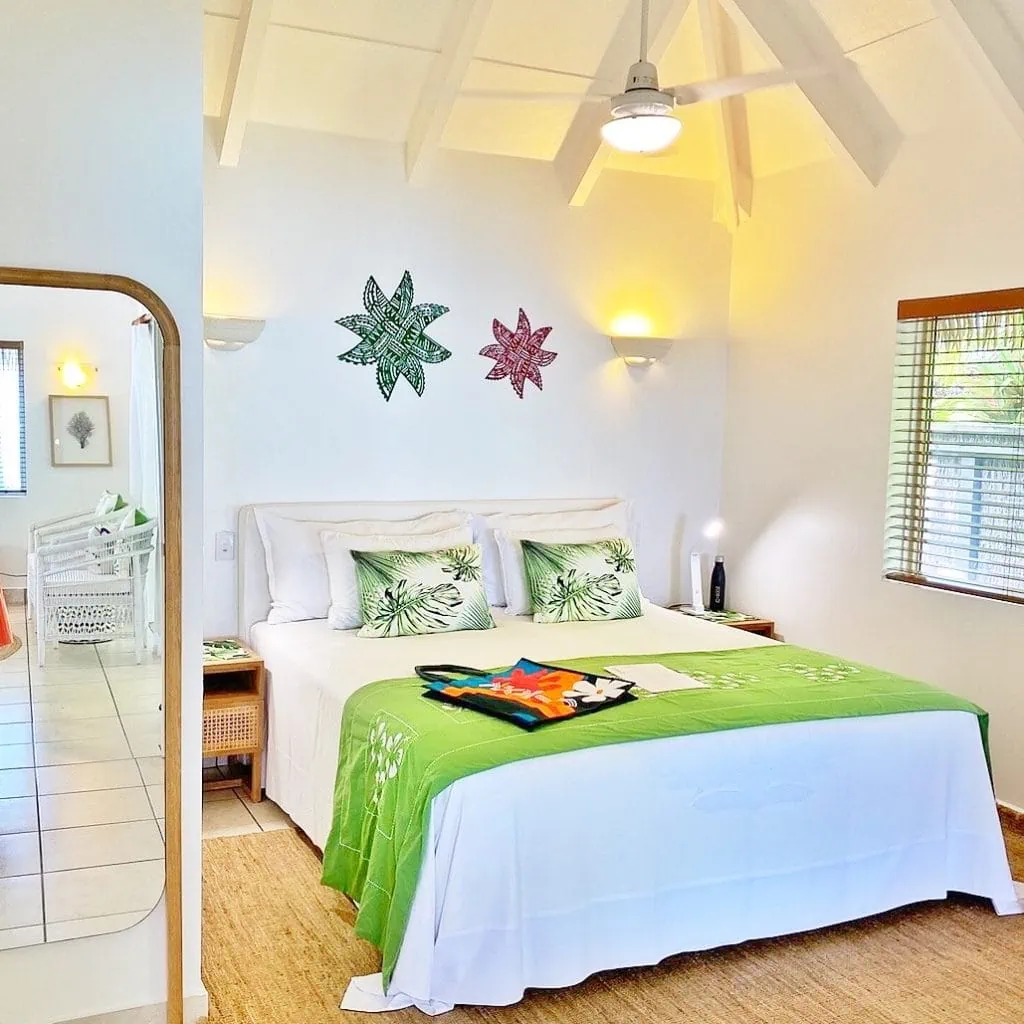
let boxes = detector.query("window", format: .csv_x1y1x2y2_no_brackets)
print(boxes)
885,289,1024,603
0,341,26,495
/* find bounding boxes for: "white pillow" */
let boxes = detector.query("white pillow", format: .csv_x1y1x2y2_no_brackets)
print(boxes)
255,509,471,624
473,503,631,606
95,490,125,515
322,525,472,630
496,526,630,616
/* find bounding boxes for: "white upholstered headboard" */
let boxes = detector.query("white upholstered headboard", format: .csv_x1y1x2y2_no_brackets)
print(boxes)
237,498,628,641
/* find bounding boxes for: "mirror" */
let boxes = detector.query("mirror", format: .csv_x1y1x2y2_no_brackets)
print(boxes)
0,277,171,953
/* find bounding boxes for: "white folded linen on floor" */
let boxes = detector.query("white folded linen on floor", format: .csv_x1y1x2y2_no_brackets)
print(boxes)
342,709,1018,1014
340,975,444,1015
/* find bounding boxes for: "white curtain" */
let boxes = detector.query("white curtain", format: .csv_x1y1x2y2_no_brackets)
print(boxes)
129,319,163,651
0,344,25,493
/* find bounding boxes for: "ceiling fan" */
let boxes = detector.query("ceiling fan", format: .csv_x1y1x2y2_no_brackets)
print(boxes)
461,0,841,155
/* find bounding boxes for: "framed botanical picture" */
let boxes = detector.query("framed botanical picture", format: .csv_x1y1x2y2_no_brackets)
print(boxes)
49,394,112,467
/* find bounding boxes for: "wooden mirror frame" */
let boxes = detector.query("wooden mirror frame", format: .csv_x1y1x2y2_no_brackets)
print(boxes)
0,267,183,1023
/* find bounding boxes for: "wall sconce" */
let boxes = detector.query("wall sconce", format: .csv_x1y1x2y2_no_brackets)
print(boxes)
203,315,266,352
610,336,674,366
58,360,93,389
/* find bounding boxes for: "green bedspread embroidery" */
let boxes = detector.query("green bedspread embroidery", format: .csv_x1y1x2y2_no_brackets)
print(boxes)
320,644,988,986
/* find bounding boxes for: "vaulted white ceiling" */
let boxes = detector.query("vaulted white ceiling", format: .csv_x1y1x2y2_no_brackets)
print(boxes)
203,0,1024,221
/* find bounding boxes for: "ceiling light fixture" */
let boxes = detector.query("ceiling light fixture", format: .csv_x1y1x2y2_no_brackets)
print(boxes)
601,112,681,154
460,0,833,159
600,1,681,155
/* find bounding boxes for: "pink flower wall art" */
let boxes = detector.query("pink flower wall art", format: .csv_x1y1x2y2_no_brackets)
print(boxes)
480,308,558,399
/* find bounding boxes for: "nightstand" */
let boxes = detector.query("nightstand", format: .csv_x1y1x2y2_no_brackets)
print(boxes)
202,639,265,802
670,605,776,639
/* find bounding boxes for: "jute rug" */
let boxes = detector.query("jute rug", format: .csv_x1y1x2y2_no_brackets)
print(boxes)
202,822,1024,1024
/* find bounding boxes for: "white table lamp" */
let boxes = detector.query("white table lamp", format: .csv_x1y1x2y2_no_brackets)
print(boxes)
689,518,725,613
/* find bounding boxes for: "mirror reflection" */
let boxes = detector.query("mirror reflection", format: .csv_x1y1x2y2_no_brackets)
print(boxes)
0,284,164,947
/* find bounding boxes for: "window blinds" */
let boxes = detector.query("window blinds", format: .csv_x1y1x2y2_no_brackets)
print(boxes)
885,291,1024,603
0,341,26,495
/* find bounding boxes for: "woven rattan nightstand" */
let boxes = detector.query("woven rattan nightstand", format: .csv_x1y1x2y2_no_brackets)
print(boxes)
202,639,265,802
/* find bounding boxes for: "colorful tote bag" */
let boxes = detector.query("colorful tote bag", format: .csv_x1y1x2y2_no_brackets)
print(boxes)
416,658,636,730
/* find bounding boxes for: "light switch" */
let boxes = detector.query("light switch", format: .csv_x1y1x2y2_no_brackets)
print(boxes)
215,530,236,561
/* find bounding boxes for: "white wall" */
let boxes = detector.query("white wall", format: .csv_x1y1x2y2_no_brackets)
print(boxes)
0,286,141,578
0,3,204,1023
722,115,1024,807
203,124,733,635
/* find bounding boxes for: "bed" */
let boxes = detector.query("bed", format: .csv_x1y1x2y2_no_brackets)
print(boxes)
238,500,1020,1015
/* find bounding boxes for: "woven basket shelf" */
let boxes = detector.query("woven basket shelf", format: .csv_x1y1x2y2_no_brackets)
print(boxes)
203,696,262,757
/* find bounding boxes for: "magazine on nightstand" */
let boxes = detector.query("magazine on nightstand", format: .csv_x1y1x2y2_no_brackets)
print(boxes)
202,638,253,663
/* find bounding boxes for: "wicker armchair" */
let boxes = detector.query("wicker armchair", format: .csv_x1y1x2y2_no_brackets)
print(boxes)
27,506,129,622
35,518,158,666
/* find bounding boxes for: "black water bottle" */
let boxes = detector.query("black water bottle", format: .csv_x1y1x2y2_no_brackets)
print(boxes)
709,556,726,612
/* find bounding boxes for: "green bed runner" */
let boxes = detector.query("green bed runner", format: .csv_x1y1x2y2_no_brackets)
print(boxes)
320,644,988,985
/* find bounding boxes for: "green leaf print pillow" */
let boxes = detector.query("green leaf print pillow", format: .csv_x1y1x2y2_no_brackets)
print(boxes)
521,537,644,624
352,544,496,638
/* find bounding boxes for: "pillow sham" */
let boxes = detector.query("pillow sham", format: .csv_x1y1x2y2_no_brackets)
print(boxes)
353,544,495,639
522,537,643,624
322,525,472,630
255,509,471,625
495,524,625,616
472,502,631,606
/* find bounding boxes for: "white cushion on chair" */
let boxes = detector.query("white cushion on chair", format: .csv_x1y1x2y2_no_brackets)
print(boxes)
95,490,126,516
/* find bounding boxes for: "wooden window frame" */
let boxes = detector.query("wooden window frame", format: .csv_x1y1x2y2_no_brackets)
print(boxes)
888,287,1024,606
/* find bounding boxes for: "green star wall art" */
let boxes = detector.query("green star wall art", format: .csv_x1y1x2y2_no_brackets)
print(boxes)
336,271,451,400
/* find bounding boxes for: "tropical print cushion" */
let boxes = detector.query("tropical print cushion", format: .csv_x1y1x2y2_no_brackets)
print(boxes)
521,537,643,624
353,544,495,638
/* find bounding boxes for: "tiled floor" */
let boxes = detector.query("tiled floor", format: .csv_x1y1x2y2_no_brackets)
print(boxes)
201,773,293,839
0,600,164,948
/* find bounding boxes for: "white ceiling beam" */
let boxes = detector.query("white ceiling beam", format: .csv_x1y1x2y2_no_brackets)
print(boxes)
218,0,273,167
405,0,495,184
718,0,902,186
554,0,693,207
933,0,1024,143
698,0,752,229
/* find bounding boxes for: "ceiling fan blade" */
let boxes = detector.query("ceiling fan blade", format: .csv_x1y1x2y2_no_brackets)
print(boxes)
458,90,611,103
666,63,837,106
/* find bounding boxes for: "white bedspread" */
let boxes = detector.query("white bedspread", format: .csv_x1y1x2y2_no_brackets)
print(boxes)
253,604,772,848
251,606,1019,1015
